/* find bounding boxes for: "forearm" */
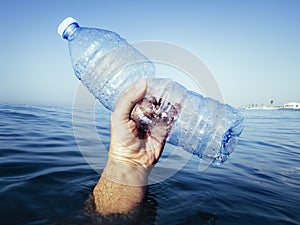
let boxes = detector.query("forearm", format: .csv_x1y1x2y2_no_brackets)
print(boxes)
93,156,149,215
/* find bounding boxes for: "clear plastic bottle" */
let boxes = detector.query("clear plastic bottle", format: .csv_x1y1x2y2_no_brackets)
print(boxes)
58,17,155,110
58,17,243,164
130,78,243,164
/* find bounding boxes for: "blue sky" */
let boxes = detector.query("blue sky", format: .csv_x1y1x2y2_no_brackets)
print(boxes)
0,0,299,107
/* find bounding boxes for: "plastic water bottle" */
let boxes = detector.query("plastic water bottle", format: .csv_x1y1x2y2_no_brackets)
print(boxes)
58,17,243,164
129,78,243,164
57,17,155,110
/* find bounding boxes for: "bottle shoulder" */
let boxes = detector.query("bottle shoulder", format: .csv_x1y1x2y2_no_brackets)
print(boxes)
70,27,125,44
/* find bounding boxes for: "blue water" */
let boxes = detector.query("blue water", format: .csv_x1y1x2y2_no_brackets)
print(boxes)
0,103,299,225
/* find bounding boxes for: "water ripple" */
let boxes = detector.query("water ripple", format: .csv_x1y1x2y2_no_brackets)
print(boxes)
1,105,300,224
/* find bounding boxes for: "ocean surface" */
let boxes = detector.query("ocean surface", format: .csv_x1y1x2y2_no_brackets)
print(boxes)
0,103,299,225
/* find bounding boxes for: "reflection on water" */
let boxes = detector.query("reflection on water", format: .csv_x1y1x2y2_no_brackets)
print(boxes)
83,185,217,225
82,191,159,225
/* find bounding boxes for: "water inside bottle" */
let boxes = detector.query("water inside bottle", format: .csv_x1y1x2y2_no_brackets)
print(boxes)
131,96,181,139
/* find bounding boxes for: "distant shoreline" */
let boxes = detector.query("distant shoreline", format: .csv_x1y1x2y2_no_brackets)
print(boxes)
240,102,300,110
240,106,300,110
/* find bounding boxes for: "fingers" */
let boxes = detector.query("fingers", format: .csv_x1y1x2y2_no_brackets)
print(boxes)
113,79,147,122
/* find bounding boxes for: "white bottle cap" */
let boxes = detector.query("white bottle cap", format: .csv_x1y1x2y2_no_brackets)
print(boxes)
57,17,78,37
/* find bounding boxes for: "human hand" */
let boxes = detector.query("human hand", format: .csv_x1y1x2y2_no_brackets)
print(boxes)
93,79,172,214
109,79,170,171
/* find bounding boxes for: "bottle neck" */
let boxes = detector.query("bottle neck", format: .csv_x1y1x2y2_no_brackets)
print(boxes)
63,23,79,40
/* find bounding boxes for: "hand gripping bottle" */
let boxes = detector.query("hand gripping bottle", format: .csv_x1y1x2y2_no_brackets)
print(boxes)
58,17,243,165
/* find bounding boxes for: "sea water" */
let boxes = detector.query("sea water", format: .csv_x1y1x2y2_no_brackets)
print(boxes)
0,103,299,225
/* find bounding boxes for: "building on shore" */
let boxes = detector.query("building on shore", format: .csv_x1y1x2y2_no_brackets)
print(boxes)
283,102,300,109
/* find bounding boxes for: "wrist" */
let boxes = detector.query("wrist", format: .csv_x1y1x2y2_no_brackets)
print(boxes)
93,156,149,215
102,155,150,186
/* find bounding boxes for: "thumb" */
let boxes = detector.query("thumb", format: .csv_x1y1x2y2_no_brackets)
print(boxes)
114,79,147,121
